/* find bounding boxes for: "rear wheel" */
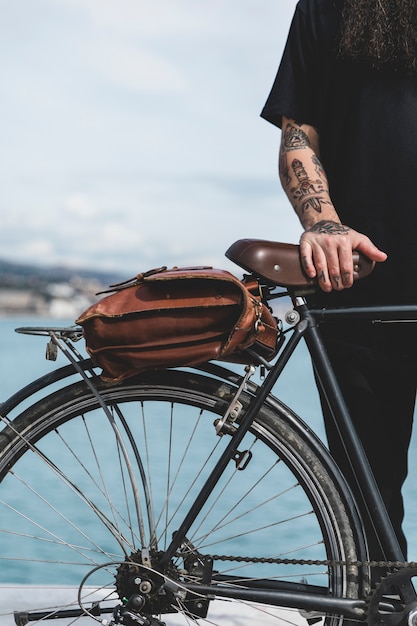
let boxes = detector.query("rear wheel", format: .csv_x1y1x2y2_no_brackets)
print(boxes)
0,369,360,625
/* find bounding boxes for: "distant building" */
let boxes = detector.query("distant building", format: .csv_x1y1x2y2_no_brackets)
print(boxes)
0,289,48,316
0,285,97,319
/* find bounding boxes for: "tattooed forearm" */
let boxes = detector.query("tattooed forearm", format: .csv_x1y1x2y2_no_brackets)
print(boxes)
308,220,350,235
280,121,337,227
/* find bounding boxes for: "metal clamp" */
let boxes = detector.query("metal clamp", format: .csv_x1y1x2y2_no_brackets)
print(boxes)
214,365,256,436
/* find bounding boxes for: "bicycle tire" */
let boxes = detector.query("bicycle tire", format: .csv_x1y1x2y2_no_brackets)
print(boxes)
0,368,360,625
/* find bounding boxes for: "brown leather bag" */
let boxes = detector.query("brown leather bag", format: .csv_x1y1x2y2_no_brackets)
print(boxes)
76,266,278,382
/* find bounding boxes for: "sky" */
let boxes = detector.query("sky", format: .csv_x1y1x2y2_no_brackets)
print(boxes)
1,0,300,275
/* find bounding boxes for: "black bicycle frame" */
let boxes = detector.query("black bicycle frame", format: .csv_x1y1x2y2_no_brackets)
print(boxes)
159,297,417,618
304,300,417,564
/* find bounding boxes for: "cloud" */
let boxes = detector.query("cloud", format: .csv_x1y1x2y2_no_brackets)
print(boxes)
0,0,299,274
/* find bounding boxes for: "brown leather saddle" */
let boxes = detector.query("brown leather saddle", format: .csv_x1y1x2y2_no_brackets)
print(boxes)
225,238,374,288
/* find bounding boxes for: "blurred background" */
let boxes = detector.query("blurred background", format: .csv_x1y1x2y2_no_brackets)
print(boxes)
0,0,300,276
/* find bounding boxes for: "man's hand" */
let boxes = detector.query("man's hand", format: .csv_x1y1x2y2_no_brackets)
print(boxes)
300,220,387,292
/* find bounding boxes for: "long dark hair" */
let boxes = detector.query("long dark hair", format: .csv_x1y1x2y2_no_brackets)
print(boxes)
339,0,417,71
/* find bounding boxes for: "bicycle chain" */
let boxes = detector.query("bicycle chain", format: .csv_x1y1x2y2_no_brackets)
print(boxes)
206,555,417,569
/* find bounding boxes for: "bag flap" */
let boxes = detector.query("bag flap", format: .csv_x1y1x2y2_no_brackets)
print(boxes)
76,267,249,323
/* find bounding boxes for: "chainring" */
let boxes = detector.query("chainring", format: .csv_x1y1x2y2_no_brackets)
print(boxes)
367,567,417,626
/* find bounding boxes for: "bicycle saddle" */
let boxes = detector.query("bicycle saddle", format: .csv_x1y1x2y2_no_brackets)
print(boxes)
225,238,375,288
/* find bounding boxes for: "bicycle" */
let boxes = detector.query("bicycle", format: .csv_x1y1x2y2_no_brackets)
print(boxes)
1,237,417,626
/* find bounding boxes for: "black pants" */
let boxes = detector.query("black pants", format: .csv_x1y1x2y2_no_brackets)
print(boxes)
318,321,417,561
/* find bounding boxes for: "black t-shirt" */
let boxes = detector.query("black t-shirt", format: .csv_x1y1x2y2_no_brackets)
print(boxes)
261,0,417,304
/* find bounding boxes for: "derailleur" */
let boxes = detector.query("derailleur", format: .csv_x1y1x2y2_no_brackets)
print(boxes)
113,599,166,626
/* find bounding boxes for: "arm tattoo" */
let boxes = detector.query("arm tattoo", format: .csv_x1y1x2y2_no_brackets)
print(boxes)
290,158,330,214
282,123,311,151
309,220,350,235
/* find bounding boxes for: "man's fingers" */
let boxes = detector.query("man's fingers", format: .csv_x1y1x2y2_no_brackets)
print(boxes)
301,241,334,291
300,235,356,291
299,241,317,278
336,247,355,288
